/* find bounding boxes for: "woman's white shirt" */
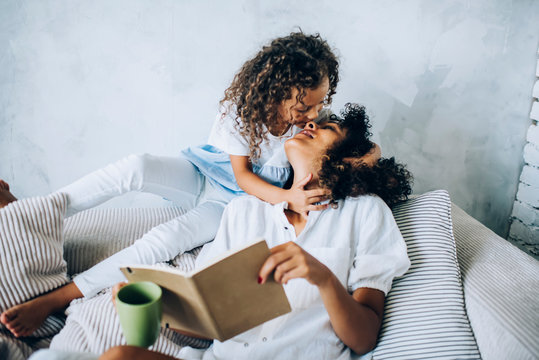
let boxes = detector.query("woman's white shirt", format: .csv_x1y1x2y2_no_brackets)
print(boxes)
179,194,410,360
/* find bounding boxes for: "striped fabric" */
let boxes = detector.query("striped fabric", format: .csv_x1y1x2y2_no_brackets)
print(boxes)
50,207,209,356
371,190,481,360
0,192,69,312
0,193,70,359
62,207,195,276
452,203,539,360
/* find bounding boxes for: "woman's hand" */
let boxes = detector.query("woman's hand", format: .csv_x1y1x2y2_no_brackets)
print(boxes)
258,242,332,287
285,173,331,219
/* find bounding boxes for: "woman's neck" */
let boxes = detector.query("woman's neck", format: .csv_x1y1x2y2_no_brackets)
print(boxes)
291,166,321,191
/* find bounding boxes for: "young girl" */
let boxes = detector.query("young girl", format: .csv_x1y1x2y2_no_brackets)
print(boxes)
0,32,346,338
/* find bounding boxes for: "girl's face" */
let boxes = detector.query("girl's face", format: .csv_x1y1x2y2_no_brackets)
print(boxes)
278,77,330,129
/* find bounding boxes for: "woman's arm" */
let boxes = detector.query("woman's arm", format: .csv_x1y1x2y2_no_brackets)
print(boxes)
318,275,385,354
258,242,385,355
230,155,329,217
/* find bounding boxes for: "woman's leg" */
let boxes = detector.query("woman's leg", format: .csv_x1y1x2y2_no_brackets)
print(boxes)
59,154,204,216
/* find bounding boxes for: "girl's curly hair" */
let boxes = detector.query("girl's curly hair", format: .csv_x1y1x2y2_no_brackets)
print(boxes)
220,32,339,160
318,103,413,207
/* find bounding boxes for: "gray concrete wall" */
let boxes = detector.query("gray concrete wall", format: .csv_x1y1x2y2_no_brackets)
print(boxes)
1,0,538,238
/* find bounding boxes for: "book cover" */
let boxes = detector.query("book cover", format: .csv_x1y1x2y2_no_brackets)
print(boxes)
120,239,291,341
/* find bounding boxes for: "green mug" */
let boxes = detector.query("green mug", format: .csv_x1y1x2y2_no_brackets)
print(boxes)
116,281,163,348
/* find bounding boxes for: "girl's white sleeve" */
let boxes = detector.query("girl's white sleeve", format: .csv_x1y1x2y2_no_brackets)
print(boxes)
347,197,410,295
207,112,249,156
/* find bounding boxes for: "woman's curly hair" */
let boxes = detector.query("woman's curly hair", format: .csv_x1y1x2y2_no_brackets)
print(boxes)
318,103,413,207
220,31,339,160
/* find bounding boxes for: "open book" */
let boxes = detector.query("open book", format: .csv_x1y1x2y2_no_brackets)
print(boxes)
120,239,291,341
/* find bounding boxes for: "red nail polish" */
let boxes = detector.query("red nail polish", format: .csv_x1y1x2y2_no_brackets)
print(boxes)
258,276,263,284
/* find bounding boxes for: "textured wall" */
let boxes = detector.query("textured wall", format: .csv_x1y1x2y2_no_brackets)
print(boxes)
1,0,538,238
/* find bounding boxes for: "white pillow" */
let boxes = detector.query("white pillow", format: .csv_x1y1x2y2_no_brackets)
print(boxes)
0,192,69,313
371,190,480,359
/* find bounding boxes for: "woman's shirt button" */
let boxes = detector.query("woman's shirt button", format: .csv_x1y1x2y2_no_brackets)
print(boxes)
244,343,249,347
262,337,267,342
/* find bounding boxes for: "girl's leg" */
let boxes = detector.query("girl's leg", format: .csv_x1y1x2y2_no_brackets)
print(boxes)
74,198,226,298
1,159,222,337
1,198,226,336
59,154,204,216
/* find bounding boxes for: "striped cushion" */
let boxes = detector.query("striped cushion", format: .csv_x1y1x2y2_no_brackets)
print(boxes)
0,193,69,360
370,190,480,359
62,207,193,276
0,192,69,313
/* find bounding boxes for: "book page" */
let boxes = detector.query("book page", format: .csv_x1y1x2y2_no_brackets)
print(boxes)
120,266,219,339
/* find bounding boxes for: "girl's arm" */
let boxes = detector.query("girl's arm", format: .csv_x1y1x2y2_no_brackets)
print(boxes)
230,155,330,216
258,242,384,355
230,144,382,217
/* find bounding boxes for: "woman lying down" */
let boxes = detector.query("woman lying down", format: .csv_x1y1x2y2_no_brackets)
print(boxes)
32,103,413,360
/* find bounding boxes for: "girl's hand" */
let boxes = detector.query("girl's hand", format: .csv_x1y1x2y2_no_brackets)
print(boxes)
285,173,331,219
258,242,332,287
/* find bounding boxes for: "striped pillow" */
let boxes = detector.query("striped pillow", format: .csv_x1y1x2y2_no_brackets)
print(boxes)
0,192,69,314
371,190,480,359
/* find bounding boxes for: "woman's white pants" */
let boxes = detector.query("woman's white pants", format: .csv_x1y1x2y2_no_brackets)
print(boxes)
58,154,233,298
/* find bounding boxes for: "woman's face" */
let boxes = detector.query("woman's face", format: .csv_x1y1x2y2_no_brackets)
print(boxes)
285,118,347,166
278,77,329,129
